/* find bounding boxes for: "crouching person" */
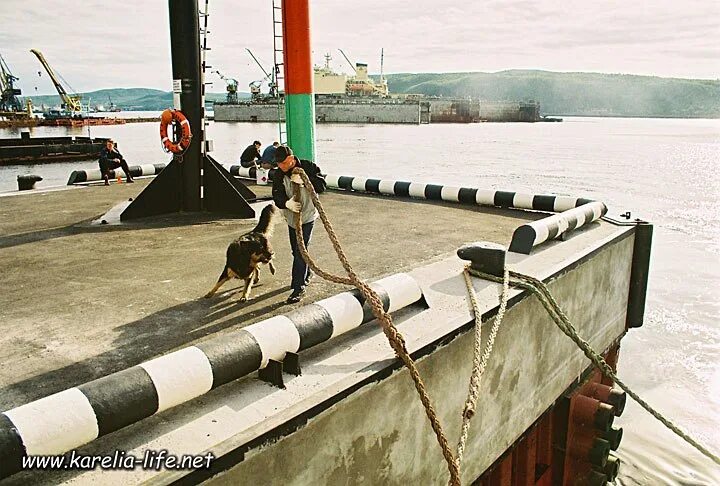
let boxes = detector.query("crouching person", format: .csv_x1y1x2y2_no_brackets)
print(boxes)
99,138,134,185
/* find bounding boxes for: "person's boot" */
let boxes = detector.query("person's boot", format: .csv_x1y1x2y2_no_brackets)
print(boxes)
126,177,134,183
103,175,109,186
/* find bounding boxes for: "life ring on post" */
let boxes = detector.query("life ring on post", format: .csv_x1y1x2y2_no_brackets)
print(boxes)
159,109,192,154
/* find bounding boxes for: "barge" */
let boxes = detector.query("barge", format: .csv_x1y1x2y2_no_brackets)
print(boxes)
0,174,650,485
2,2,700,485
0,132,109,165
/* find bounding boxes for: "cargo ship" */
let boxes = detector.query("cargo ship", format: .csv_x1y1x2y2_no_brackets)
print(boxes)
214,53,552,124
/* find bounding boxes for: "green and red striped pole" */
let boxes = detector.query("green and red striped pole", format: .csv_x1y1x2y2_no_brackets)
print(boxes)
281,0,316,161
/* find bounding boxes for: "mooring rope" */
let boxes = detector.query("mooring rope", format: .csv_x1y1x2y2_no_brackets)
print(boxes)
466,267,720,467
455,266,510,473
290,168,462,485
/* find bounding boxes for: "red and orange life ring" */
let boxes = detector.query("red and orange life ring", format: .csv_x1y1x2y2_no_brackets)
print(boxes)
159,109,192,154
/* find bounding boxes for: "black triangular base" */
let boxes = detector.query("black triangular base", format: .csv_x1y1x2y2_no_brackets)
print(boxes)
204,155,256,217
120,155,257,221
121,158,183,221
205,155,256,199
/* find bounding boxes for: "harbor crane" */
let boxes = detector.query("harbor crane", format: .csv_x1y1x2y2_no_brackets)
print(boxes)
30,48,82,113
245,48,278,98
0,53,23,113
214,70,239,103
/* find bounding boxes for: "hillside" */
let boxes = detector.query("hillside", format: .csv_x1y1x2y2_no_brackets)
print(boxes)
23,88,233,111
385,70,720,118
20,71,720,118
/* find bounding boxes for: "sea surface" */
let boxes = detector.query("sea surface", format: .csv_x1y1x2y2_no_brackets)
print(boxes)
1,116,719,484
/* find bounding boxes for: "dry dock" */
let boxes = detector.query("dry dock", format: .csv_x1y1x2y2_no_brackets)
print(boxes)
0,178,647,484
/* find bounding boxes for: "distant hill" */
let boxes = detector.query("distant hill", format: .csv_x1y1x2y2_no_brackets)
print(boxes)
22,88,238,111
385,70,720,118
20,71,720,118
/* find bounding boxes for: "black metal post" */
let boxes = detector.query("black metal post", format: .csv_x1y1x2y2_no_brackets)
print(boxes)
120,0,255,221
169,0,202,211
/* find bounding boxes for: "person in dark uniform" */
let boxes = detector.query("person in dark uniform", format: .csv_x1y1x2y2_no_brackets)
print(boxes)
98,138,134,185
239,140,262,168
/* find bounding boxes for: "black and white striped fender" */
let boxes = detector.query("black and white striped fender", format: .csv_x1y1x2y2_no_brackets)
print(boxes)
0,273,422,479
323,174,607,254
226,165,278,181
67,164,166,185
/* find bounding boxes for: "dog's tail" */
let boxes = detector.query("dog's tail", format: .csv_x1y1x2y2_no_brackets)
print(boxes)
252,204,277,236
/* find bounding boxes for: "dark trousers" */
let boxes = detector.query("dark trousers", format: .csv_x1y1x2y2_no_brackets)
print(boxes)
99,158,131,179
288,221,314,292
240,159,257,168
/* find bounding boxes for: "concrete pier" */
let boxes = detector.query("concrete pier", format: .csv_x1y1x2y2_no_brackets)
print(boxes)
0,179,643,484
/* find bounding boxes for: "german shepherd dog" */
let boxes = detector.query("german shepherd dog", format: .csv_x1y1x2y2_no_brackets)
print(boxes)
204,204,277,301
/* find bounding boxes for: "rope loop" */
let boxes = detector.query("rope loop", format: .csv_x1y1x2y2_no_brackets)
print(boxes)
466,267,720,467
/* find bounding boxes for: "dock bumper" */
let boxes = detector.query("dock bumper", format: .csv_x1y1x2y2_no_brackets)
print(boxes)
0,272,423,480
66,163,166,185
324,174,608,254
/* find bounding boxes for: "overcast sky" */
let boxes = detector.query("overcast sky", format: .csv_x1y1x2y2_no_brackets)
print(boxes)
1,0,718,96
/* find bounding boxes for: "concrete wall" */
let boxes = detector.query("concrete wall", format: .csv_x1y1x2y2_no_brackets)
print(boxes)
480,101,540,122
214,100,541,124
213,103,284,122
207,232,634,485
316,102,419,124
214,102,420,124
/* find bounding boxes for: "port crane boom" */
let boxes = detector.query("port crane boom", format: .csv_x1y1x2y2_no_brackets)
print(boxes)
245,48,277,98
0,53,23,112
29,48,82,113
214,70,239,103
338,49,357,74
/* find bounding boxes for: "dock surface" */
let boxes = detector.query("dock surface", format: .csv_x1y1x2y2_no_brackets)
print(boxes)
0,180,538,411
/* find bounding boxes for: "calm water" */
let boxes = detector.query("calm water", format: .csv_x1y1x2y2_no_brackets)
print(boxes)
1,116,719,484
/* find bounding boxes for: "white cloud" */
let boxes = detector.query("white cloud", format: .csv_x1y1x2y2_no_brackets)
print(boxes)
0,0,717,96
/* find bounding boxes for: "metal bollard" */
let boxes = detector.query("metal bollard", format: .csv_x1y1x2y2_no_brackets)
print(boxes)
17,174,42,191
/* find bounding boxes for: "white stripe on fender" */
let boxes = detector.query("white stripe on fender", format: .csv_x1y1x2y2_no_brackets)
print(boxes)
351,177,368,191
161,137,169,144
441,186,461,202
475,189,496,206
139,164,156,176
86,169,103,180
534,222,550,245
556,217,570,236
408,183,426,199
553,196,578,212
592,202,605,219
324,174,341,188
375,273,423,313
244,316,301,368
4,388,98,455
180,119,190,126
377,180,396,195
319,292,365,338
575,209,587,227
140,346,213,412
513,193,535,210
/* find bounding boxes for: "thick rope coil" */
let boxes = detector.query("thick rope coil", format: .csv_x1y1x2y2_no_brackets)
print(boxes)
466,267,720,467
289,168,462,485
